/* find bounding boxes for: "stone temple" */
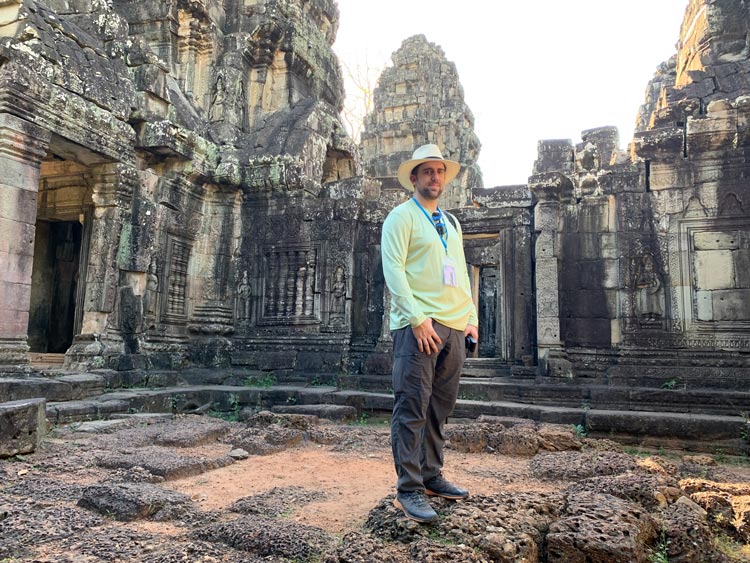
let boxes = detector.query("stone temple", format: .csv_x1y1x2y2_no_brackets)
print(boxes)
0,0,749,449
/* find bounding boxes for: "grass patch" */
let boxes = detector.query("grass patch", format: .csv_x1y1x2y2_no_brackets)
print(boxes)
244,374,277,387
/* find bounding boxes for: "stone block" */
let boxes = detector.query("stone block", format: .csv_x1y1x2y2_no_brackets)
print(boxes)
0,309,29,339
562,318,611,348
537,318,561,345
0,248,35,285
696,290,714,321
712,289,750,321
693,231,740,251
0,217,36,255
0,280,31,312
297,351,342,373
535,232,556,259
735,249,750,288
578,202,610,233
694,250,735,290
600,233,618,259
0,184,37,224
0,398,46,458
258,351,295,371
602,260,620,289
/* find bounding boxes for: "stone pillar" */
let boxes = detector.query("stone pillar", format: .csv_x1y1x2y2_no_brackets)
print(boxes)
530,170,574,378
0,114,51,372
66,163,137,369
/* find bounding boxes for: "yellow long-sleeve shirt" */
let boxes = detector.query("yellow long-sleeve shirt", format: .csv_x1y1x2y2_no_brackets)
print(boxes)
381,199,478,331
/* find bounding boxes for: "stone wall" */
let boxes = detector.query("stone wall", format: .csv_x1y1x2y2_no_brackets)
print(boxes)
0,0,361,373
529,0,750,384
0,0,748,392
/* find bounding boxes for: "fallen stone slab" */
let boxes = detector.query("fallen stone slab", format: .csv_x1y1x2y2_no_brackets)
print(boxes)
78,482,193,521
0,398,47,458
271,403,357,422
72,419,131,433
94,445,235,480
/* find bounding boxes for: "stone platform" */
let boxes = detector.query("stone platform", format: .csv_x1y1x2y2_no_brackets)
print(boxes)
2,363,749,457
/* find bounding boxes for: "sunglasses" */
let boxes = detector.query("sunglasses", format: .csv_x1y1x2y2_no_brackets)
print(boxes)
431,212,446,237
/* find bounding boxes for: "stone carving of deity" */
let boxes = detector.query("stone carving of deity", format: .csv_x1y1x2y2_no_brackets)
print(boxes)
634,255,664,323
330,266,346,321
144,259,159,322
236,270,251,321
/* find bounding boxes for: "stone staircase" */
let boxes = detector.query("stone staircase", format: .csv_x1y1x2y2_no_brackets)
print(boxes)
1,358,749,455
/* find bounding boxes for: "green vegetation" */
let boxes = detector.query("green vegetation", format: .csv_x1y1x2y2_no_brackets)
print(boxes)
208,393,241,422
244,373,277,387
648,531,670,563
572,424,587,438
661,379,679,390
714,532,750,560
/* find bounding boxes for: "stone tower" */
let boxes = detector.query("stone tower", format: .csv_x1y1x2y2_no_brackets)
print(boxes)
360,35,482,208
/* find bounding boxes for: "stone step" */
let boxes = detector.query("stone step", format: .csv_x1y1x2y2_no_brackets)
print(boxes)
0,373,106,402
457,379,750,416
37,384,749,455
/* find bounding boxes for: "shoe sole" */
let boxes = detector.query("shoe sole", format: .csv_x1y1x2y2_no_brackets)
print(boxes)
394,498,438,523
425,489,469,500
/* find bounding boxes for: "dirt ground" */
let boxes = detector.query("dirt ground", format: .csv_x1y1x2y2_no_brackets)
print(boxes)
2,414,750,562
165,441,559,534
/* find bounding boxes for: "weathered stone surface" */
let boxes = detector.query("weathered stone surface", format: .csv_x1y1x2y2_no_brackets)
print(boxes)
270,403,357,422
78,482,194,521
0,398,46,458
192,515,335,560
546,492,657,563
529,450,638,482
94,445,234,480
230,486,327,517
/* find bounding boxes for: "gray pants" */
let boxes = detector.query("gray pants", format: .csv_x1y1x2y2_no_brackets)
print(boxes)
390,321,464,493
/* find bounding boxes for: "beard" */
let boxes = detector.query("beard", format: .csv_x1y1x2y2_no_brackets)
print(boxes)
416,183,443,200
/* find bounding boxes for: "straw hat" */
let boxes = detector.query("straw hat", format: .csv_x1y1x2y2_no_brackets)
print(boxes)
396,144,460,191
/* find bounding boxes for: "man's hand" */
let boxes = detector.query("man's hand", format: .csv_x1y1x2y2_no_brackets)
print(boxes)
464,324,478,340
412,318,441,355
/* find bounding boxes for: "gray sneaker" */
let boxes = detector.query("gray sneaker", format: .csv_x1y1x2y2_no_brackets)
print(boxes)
394,491,438,523
424,475,469,500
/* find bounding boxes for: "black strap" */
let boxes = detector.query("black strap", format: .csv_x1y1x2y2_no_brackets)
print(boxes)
444,212,457,230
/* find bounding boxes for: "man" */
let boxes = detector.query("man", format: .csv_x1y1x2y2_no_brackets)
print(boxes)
381,144,479,523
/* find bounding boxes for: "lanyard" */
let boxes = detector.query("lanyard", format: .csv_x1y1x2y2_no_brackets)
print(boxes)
412,198,448,254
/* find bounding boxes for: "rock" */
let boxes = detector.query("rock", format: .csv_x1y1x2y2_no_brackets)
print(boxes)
564,471,680,510
530,450,638,481
271,403,357,422
192,515,334,560
78,482,193,521
546,492,657,563
683,454,718,466
675,495,709,518
94,445,234,480
230,486,326,517
228,448,249,460
0,398,47,458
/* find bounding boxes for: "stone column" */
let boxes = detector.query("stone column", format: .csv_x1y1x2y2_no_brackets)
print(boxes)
66,163,137,369
0,114,51,372
530,171,574,378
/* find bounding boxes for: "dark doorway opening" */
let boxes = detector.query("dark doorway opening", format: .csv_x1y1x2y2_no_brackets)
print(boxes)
28,221,82,353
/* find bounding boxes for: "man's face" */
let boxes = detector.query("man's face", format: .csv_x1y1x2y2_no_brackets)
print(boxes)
410,161,446,201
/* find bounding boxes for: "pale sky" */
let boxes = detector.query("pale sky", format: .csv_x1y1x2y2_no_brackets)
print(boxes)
333,1,689,187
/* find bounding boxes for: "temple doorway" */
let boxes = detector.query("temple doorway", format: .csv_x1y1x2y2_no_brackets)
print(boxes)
28,220,83,353
28,157,93,356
